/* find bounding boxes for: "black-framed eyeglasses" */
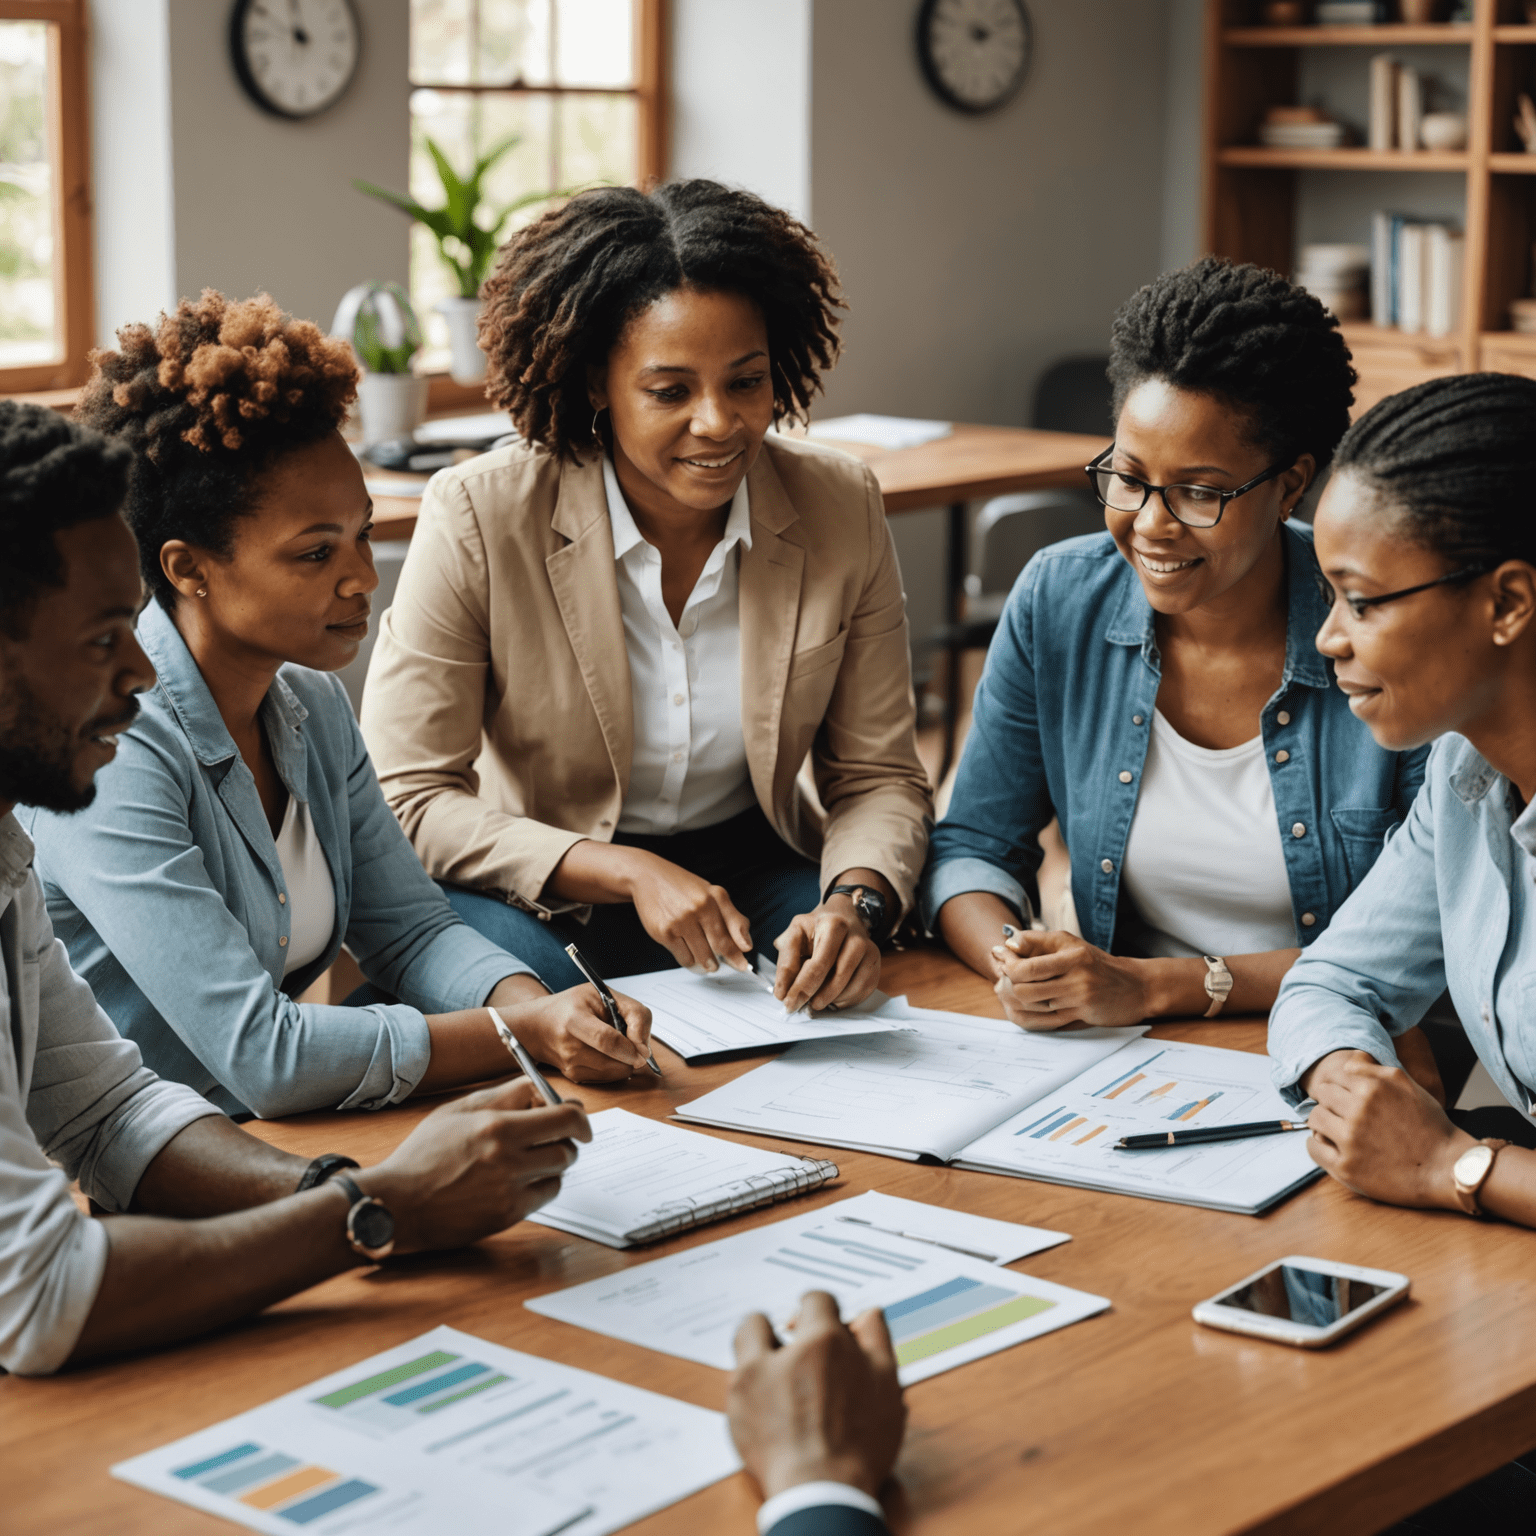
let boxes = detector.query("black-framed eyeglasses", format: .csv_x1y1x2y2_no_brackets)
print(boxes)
1314,565,1490,621
1084,446,1293,530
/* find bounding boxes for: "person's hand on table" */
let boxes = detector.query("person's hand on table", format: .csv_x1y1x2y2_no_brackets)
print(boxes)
774,874,891,1014
1301,1048,1475,1209
496,985,653,1083
363,1077,591,1251
990,928,1148,1029
729,1290,907,1502
623,849,756,974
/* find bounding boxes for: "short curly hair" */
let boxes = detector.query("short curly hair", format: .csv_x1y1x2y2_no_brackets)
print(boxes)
0,401,132,639
77,290,359,610
1107,256,1357,473
479,179,844,461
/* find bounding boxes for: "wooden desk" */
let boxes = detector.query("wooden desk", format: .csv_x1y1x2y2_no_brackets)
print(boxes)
11,950,1530,1536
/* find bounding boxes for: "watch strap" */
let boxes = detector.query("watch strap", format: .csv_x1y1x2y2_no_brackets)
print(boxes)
1454,1138,1510,1217
828,883,891,944
331,1172,396,1260
1202,955,1234,1018
295,1152,360,1193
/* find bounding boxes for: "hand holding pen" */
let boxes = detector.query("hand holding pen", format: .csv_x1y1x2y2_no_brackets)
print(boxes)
488,974,659,1084
565,943,664,1077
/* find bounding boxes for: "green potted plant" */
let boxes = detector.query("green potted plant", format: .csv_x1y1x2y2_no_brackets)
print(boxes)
354,136,555,385
330,281,427,446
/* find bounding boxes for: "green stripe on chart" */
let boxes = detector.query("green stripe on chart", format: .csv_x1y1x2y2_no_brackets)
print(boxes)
894,1295,1057,1366
313,1351,459,1409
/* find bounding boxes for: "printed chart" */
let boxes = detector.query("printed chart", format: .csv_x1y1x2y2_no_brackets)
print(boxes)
113,1327,740,1536
528,1207,1108,1385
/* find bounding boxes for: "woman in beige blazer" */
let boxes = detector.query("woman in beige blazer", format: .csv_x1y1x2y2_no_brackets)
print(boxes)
362,180,932,1014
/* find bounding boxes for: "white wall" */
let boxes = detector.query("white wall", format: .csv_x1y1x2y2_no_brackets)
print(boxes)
89,0,412,347
670,0,811,220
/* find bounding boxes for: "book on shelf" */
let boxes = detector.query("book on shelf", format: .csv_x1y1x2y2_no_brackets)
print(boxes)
1316,1,1384,21
1397,66,1422,153
1369,54,1397,152
1370,213,1462,337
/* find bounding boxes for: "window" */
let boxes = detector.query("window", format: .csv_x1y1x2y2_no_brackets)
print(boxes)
407,0,665,358
0,0,89,391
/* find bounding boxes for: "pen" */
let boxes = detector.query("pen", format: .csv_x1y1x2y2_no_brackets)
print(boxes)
1114,1119,1312,1150
565,942,663,1076
486,1008,564,1105
834,1214,998,1263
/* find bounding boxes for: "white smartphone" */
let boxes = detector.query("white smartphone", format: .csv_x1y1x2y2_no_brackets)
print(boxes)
1192,1255,1409,1348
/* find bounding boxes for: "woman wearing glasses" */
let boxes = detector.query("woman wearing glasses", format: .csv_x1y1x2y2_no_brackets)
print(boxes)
921,258,1429,1037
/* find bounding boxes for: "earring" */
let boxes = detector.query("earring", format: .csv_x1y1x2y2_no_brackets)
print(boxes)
591,405,606,438
196,588,207,598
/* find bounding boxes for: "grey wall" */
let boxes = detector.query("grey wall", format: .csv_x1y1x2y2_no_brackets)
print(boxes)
90,0,411,346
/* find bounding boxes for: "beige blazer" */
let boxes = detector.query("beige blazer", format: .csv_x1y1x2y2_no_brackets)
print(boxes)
360,433,933,921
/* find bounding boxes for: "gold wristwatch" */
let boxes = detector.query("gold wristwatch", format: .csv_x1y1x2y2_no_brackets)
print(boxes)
1452,1139,1510,1217
1202,955,1234,1018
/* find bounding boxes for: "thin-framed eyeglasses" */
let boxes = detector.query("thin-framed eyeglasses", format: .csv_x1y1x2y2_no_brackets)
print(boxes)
1084,446,1293,530
1314,564,1490,621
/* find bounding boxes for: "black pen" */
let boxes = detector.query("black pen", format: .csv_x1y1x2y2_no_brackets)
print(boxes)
565,942,663,1076
1114,1119,1311,1150
486,1008,564,1105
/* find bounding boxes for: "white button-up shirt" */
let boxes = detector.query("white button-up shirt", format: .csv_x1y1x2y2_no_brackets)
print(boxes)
604,456,758,835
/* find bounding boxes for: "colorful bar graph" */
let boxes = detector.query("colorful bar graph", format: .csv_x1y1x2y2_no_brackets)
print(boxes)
893,1294,1056,1366
1168,1091,1223,1122
382,1361,488,1407
1029,1110,1078,1139
418,1372,509,1415
167,1441,384,1528
278,1478,379,1526
1048,1115,1087,1141
1101,1072,1145,1100
1014,1105,1067,1136
173,1444,261,1481
1092,1049,1165,1097
201,1453,300,1496
240,1466,337,1510
881,1274,1058,1366
313,1350,458,1409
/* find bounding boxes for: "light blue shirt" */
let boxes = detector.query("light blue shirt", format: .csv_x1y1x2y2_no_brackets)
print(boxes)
1269,732,1536,1128
23,602,536,1119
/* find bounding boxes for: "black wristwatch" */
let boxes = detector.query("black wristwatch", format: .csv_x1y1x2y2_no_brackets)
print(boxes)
331,1172,396,1262
294,1152,360,1193
827,883,891,944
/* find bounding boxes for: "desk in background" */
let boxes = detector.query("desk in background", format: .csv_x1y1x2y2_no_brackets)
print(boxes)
9,949,1533,1536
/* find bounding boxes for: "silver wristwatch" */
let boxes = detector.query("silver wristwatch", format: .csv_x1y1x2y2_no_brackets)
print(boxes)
1202,955,1234,1018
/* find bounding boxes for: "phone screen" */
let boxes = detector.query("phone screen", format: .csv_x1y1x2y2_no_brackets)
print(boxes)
1219,1264,1387,1328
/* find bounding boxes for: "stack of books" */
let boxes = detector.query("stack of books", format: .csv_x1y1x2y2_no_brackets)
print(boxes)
1370,213,1463,336
1315,1,1384,21
1369,54,1426,150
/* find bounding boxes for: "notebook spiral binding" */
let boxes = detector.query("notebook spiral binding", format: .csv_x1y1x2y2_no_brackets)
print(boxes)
625,1156,840,1245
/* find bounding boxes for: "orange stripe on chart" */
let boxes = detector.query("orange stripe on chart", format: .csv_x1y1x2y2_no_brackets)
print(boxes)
1049,1115,1087,1141
1104,1074,1145,1099
1145,1081,1175,1098
1074,1125,1106,1144
1178,1097,1214,1122
240,1466,337,1510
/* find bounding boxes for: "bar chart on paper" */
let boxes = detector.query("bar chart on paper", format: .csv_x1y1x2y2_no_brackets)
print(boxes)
113,1326,740,1536
528,1206,1109,1385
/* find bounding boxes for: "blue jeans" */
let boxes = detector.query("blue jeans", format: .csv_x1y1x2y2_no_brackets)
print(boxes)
440,805,823,992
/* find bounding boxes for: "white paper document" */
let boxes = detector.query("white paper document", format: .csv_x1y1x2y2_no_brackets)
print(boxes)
112,1326,738,1536
675,1011,1145,1159
804,414,953,450
830,1190,1069,1266
611,966,906,1060
527,1205,1108,1385
526,1108,838,1247
957,1037,1323,1214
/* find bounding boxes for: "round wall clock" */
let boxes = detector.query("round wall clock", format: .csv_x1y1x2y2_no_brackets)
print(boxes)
230,0,362,121
916,0,1032,116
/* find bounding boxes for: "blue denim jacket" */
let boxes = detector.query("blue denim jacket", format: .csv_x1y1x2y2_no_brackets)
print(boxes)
920,524,1428,952
22,602,534,1118
1269,734,1536,1129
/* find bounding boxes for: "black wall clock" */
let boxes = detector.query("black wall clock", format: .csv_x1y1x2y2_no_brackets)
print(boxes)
230,0,362,121
916,0,1032,116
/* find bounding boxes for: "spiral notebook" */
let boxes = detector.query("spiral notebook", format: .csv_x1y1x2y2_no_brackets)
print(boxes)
526,1109,839,1248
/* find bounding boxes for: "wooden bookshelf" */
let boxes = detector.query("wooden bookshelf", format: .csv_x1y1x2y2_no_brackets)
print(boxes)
1202,0,1536,407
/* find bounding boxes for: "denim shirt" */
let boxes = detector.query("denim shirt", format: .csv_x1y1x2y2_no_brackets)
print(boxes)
22,602,534,1119
1269,734,1536,1129
920,524,1428,952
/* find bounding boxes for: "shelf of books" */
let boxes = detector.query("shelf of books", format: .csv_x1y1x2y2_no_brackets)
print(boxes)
1204,0,1536,405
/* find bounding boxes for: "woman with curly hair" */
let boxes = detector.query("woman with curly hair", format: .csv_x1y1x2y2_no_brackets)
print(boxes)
24,290,655,1120
362,180,932,1011
922,258,1436,1053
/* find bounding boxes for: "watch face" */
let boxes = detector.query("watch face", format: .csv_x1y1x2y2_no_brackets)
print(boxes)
232,0,361,120
1456,1144,1494,1185
917,0,1032,115
349,1198,395,1255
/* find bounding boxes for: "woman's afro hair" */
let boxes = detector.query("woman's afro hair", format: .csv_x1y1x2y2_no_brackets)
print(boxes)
478,178,844,461
77,289,359,609
1107,256,1358,472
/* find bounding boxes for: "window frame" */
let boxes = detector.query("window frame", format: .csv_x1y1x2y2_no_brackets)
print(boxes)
0,0,93,393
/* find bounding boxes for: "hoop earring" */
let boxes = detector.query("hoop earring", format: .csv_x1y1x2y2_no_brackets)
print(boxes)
591,406,606,438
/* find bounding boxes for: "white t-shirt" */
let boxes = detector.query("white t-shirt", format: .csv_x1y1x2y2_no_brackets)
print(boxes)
603,455,758,835
1118,710,1297,960
273,796,336,976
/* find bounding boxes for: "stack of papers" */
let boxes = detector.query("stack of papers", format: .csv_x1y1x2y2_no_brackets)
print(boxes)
113,1326,738,1536
803,414,952,451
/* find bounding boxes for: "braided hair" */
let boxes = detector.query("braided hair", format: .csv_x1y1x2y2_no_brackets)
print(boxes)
77,290,359,611
1108,256,1357,472
1332,372,1536,568
0,401,132,639
479,179,844,461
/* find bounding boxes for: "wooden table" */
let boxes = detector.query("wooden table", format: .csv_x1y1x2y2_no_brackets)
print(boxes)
12,949,1532,1536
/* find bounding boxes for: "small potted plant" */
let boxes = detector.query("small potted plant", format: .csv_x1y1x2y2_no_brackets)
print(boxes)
354,136,556,385
330,281,427,446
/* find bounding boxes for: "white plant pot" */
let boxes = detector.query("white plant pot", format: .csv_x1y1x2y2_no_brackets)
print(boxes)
356,372,428,447
437,295,487,385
